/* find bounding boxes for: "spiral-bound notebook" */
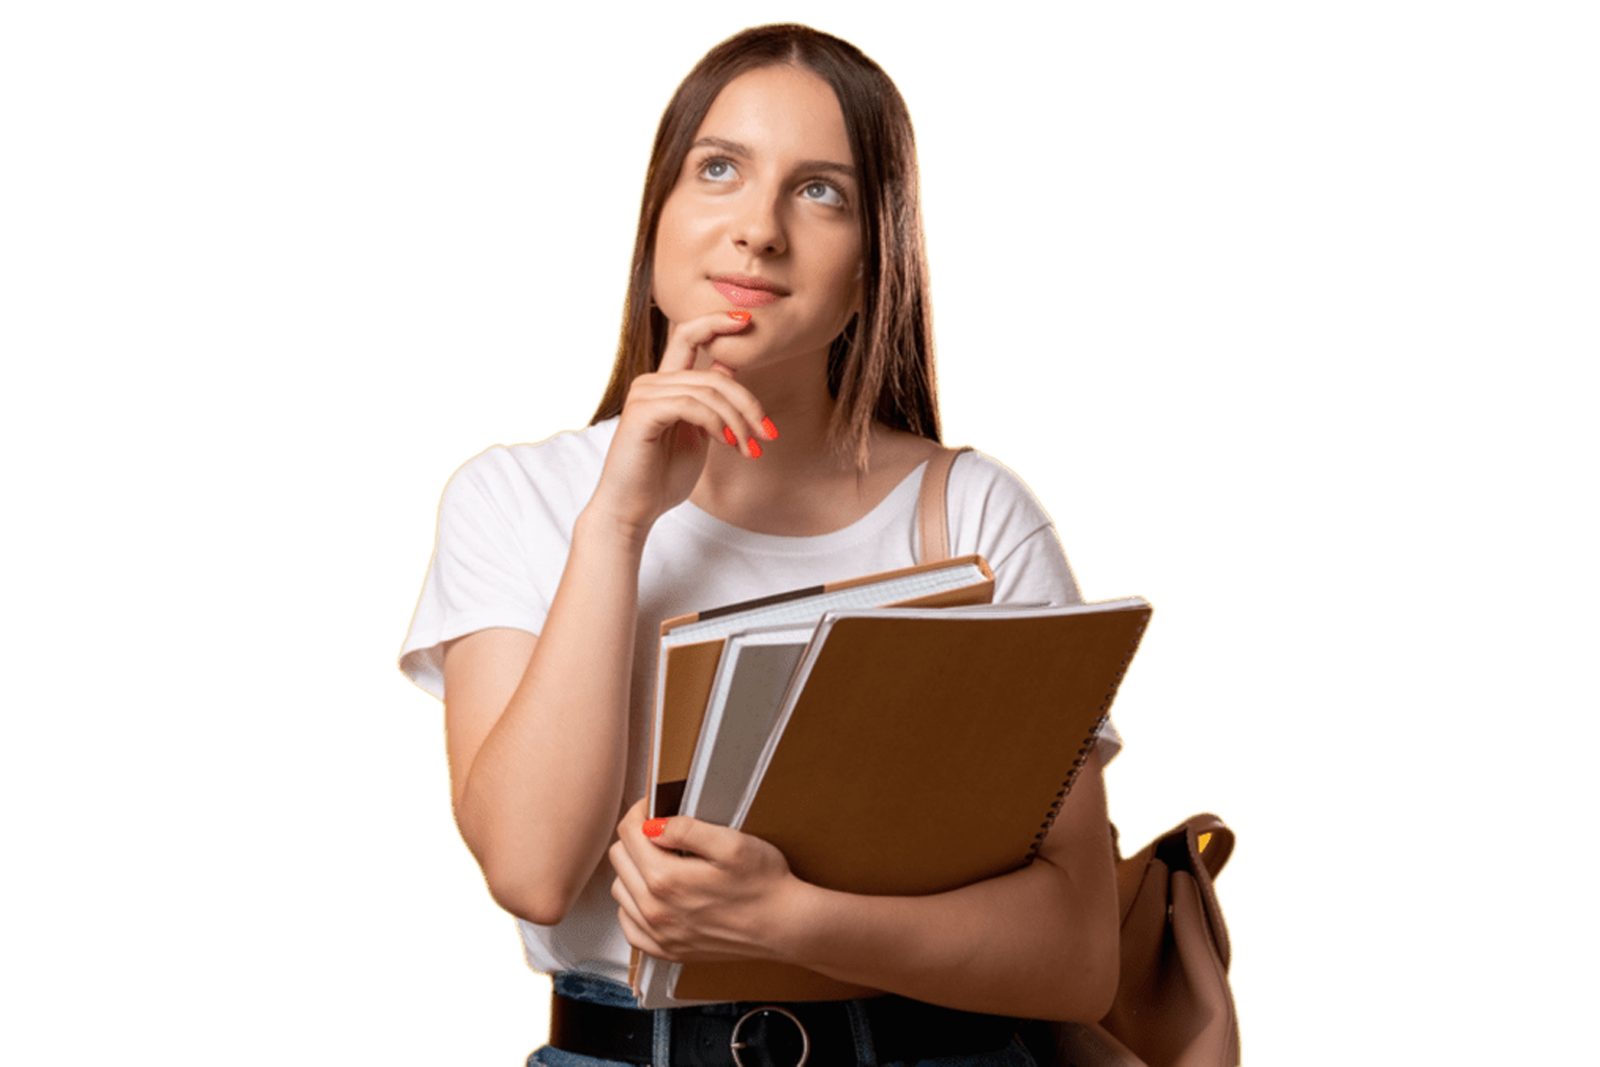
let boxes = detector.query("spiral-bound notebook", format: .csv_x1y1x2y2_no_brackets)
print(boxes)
649,555,995,820
648,597,1152,1007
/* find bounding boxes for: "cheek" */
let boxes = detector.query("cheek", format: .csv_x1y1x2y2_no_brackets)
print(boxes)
819,266,863,340
650,213,691,309
651,198,720,302
653,191,691,255
651,213,680,279
836,247,865,314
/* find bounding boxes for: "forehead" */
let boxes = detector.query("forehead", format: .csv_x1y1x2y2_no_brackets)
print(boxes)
695,65,854,166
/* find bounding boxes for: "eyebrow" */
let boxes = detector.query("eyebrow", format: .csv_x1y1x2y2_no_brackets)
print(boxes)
690,136,857,179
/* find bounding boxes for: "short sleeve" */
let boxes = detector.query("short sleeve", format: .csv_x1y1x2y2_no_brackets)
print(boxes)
398,427,612,699
989,526,1084,608
944,451,1123,762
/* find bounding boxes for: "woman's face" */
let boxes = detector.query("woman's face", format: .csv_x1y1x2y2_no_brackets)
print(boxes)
652,64,863,376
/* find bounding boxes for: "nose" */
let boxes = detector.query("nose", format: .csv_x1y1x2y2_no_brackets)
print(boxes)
730,191,787,257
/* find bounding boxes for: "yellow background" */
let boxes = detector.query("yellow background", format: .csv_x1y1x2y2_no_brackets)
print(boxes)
393,20,1241,1062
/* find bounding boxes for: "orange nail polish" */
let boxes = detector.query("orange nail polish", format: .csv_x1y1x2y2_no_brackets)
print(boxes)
727,310,752,323
642,818,668,839
760,417,778,440
747,438,762,459
723,426,738,447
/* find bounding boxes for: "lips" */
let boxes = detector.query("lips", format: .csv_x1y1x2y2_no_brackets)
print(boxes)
711,275,786,308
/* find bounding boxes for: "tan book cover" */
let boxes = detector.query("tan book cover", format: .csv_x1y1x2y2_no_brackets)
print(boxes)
664,598,1151,1004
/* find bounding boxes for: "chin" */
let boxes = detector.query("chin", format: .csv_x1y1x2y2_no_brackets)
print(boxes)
690,329,746,365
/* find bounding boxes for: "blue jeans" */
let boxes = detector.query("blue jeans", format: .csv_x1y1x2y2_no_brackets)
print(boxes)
527,974,1037,1067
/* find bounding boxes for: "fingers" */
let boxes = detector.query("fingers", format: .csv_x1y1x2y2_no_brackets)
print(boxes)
610,875,672,959
627,812,745,870
613,310,786,464
657,311,754,375
610,801,789,964
610,812,689,959
608,836,655,931
615,901,672,959
612,806,733,879
609,801,675,906
626,378,769,460
647,313,777,458
640,814,739,864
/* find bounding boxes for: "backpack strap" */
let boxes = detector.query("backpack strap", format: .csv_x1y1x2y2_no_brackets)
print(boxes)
915,446,972,565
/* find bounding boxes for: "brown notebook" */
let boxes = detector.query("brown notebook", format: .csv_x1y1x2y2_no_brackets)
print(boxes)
657,597,1151,1006
647,555,995,820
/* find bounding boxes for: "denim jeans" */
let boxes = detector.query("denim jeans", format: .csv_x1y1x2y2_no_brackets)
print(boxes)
527,973,1037,1067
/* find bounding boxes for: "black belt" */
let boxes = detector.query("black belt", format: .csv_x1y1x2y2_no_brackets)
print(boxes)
549,990,1019,1066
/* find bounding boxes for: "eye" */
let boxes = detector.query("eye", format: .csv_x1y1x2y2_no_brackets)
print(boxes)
698,157,738,183
801,180,846,208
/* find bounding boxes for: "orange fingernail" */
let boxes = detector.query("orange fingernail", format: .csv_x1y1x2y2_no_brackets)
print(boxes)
747,438,762,459
760,417,778,440
642,818,668,839
723,426,738,447
727,311,751,323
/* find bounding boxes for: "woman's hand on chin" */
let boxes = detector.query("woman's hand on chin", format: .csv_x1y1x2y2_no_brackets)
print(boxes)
609,797,809,964
585,312,776,541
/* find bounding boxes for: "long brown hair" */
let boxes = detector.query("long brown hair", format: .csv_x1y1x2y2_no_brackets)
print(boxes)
589,24,939,468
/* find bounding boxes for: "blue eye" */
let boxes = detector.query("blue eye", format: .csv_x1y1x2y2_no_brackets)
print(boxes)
700,158,737,182
802,180,845,207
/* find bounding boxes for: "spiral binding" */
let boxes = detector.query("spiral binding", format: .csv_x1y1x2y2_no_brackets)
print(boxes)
1025,612,1151,862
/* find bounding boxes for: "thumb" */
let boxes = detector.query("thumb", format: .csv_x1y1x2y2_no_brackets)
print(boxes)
640,814,722,859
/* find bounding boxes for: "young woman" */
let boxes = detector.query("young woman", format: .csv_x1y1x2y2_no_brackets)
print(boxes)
401,24,1120,1067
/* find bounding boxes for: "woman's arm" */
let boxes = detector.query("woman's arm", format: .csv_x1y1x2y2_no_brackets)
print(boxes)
443,311,773,926
609,747,1120,1021
443,512,644,925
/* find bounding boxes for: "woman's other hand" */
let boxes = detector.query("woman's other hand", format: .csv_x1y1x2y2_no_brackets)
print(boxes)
587,312,776,540
609,798,804,964
610,754,1119,1020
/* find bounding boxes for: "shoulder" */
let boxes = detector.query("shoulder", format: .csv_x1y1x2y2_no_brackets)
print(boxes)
945,448,1056,528
443,419,618,522
864,427,944,495
943,447,1083,605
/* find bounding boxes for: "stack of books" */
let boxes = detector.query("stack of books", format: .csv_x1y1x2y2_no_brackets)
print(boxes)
632,555,1151,1007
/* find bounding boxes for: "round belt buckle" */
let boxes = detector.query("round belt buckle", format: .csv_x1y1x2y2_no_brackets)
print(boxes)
729,1005,810,1067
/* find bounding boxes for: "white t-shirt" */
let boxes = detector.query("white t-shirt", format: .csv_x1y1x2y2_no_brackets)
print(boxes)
400,417,1116,981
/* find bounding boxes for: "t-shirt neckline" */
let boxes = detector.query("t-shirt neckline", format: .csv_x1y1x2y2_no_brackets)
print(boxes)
667,461,931,556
